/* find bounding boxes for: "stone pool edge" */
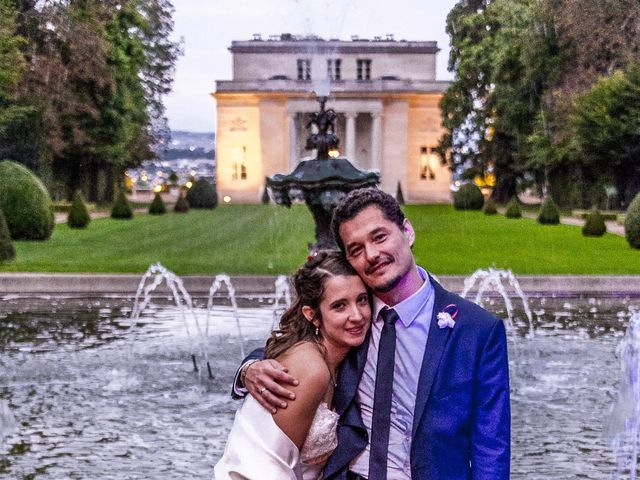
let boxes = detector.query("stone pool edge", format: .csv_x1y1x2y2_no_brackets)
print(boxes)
1,273,639,297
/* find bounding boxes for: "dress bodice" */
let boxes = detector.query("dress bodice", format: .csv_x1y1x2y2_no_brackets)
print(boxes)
214,395,339,480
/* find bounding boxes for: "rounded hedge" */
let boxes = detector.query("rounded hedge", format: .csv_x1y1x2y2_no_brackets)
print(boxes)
174,192,189,213
505,198,522,218
111,189,133,219
483,197,498,215
186,178,217,209
0,160,54,240
453,183,484,210
149,192,167,215
68,190,91,228
0,209,15,262
582,207,607,237
537,196,560,225
625,192,640,248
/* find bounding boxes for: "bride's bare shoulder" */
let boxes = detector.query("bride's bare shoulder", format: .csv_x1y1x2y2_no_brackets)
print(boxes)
276,342,329,389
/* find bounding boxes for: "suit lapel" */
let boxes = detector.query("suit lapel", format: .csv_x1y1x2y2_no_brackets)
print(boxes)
412,278,455,437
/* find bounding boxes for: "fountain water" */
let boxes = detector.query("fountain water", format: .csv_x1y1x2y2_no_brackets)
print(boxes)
271,275,292,330
0,399,15,445
609,309,640,479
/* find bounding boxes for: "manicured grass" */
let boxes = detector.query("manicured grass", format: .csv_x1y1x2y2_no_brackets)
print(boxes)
0,204,638,275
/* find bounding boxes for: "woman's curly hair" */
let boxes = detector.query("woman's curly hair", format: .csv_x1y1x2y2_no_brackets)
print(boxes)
264,250,359,360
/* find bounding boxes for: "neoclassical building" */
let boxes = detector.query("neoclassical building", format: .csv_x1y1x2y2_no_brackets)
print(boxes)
213,34,451,203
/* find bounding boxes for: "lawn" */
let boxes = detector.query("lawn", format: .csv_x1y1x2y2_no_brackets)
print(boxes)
1,204,638,275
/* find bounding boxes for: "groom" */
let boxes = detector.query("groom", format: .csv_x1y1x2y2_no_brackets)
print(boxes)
235,187,510,479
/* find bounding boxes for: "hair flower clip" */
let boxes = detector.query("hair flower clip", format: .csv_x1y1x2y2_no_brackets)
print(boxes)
437,303,458,329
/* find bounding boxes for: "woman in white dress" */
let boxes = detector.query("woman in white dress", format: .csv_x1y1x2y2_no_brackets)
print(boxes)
215,251,371,480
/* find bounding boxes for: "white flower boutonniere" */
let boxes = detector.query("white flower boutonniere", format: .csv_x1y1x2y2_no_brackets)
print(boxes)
437,303,459,329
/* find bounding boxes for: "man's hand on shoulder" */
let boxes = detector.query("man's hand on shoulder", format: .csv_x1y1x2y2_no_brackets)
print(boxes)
244,359,299,413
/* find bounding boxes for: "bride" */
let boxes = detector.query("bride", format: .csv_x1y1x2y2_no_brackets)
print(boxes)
214,251,371,479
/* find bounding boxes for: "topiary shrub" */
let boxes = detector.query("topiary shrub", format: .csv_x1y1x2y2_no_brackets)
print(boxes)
453,183,484,210
537,196,560,225
174,192,189,213
186,178,217,209
483,197,498,215
111,189,133,219
0,160,54,240
261,186,270,205
0,209,15,262
582,206,607,237
149,192,167,215
396,181,405,205
68,190,91,229
625,192,640,248
505,197,522,218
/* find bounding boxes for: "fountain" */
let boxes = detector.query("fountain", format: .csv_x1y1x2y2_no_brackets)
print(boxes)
266,81,379,251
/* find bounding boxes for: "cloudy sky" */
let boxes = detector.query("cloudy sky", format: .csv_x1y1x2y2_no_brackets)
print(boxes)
164,0,458,133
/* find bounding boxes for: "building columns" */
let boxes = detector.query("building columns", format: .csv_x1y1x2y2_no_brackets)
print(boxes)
345,112,357,162
371,112,382,172
288,113,297,170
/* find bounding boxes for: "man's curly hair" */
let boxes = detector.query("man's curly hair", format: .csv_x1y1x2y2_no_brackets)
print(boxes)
331,187,405,251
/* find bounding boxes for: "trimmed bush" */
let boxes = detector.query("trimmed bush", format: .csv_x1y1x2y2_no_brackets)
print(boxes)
582,207,607,237
0,209,15,262
625,192,640,248
186,178,218,209
396,181,405,205
111,189,133,219
483,197,498,215
505,197,522,218
537,196,560,225
68,191,91,228
453,183,484,210
261,186,270,205
149,192,167,215
174,193,189,213
0,160,54,240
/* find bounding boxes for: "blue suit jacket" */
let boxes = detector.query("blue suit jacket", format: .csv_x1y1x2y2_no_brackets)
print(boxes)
236,279,510,480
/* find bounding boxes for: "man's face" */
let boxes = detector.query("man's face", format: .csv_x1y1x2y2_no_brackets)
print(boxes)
338,205,416,294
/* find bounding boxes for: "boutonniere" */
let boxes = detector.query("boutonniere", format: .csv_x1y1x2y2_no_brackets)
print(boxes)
437,304,459,329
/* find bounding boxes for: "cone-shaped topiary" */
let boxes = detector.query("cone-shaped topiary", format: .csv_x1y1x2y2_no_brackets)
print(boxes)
453,183,484,210
261,186,270,205
174,192,189,213
186,178,218,209
396,181,405,205
505,197,522,218
0,209,16,262
537,196,560,225
483,197,498,215
111,189,133,219
67,190,91,228
625,192,640,248
0,160,54,240
582,206,607,237
149,192,167,215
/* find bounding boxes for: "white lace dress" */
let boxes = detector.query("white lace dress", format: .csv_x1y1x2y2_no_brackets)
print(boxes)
214,395,339,480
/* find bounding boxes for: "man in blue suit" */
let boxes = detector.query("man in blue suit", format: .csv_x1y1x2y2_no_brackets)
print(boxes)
235,187,510,479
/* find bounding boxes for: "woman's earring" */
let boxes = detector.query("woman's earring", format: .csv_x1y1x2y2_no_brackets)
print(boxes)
315,326,319,336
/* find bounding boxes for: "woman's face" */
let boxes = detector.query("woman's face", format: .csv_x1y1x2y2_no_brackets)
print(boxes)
316,274,371,352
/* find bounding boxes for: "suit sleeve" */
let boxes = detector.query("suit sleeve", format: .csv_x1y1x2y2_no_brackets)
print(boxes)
471,319,510,479
230,347,265,399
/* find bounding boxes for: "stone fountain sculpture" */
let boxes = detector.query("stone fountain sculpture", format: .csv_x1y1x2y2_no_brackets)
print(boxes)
266,88,380,252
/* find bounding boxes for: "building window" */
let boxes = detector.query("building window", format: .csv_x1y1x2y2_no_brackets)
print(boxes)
327,59,341,80
357,59,371,80
231,146,248,181
420,146,437,180
297,59,311,80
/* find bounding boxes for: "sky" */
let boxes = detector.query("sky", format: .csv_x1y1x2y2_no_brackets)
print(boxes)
163,0,458,133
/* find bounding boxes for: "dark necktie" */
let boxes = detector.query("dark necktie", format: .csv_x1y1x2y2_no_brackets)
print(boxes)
369,307,398,480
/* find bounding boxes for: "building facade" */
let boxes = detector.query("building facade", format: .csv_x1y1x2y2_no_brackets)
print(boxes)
213,34,451,203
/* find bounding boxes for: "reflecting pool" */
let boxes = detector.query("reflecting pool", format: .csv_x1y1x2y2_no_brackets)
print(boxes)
0,292,639,479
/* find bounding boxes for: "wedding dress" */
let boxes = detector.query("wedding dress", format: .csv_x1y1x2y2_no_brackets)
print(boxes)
214,395,339,480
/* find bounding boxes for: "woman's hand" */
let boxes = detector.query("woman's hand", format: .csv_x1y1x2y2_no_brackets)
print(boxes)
244,359,299,412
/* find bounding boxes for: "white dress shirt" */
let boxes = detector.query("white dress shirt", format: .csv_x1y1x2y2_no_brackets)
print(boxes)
350,267,434,479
